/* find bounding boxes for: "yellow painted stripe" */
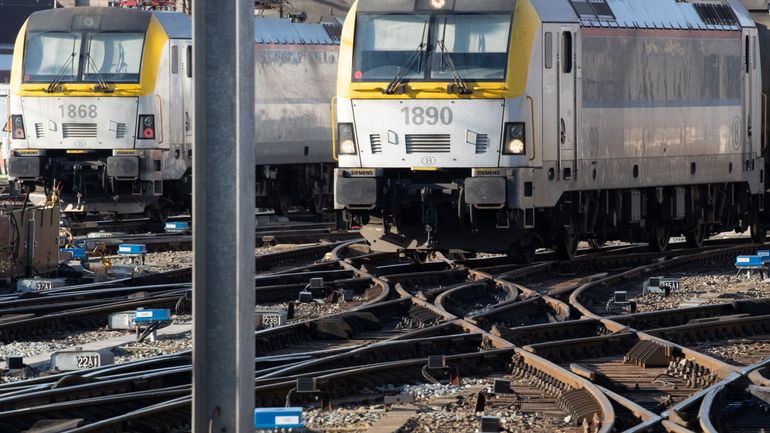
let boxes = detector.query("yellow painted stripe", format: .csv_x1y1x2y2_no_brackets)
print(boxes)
411,167,439,171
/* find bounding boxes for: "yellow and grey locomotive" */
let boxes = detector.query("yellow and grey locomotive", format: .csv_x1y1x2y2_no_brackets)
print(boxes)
334,0,768,258
7,7,340,218
8,7,192,217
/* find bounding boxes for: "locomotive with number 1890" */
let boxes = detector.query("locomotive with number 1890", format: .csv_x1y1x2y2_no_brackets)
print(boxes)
334,0,770,259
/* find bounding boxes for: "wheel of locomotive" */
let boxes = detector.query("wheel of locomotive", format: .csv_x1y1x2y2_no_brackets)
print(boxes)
271,188,291,217
306,180,325,215
554,225,578,261
685,223,707,249
510,235,536,264
145,203,169,223
307,192,325,215
750,218,768,243
648,220,671,252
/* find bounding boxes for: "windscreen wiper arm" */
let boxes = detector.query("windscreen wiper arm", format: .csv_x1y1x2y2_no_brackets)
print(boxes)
45,52,76,93
436,39,471,95
437,17,471,95
84,52,113,93
384,20,428,95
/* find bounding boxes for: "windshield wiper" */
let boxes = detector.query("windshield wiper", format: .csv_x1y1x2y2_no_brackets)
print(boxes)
437,18,471,95
45,52,76,93
384,20,428,95
84,52,113,93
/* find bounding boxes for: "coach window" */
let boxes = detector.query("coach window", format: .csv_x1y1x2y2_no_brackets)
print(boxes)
562,32,573,74
545,32,553,69
172,46,179,74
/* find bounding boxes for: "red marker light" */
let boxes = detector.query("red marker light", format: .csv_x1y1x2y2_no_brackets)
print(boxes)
354,71,363,80
143,128,155,139
23,74,30,82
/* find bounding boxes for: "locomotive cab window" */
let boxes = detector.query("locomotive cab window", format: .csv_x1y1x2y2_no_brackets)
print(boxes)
83,32,145,83
23,32,82,83
430,14,511,80
352,12,513,82
353,14,430,81
23,30,146,84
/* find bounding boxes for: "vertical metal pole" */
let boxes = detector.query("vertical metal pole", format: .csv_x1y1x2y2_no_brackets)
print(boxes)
193,0,255,432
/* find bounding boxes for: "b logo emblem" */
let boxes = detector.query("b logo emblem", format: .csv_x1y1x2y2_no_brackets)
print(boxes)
731,117,741,151
421,156,436,166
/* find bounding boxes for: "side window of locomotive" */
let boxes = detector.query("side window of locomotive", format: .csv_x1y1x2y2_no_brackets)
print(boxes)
186,46,192,78
172,45,179,74
562,32,573,74
544,32,553,69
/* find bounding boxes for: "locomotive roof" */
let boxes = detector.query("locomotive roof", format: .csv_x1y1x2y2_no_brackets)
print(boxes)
26,7,153,34
152,11,192,39
355,0,517,13
533,0,755,30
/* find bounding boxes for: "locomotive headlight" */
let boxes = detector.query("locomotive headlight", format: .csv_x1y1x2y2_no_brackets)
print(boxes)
11,115,26,140
338,123,358,155
503,122,526,155
137,115,156,140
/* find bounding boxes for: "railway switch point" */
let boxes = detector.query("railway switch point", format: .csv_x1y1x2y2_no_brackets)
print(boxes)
428,355,446,370
493,379,511,394
342,288,355,302
383,394,415,405
108,311,137,330
614,291,629,305
118,244,147,265
253,407,304,430
643,277,680,295
134,308,171,342
298,291,313,303
51,349,114,371
7,356,24,370
164,221,190,234
296,377,318,394
59,247,86,261
256,310,288,329
736,255,767,278
16,278,65,293
479,416,500,433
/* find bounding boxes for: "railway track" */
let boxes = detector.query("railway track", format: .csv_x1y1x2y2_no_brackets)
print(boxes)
0,239,767,432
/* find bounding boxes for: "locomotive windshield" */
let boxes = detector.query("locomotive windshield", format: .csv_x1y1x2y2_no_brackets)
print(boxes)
23,32,82,83
353,13,512,82
23,31,145,84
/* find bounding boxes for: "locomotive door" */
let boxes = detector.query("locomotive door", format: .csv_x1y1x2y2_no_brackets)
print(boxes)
557,27,577,181
182,43,194,144
169,42,184,146
743,31,754,157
